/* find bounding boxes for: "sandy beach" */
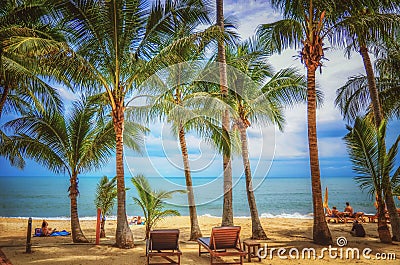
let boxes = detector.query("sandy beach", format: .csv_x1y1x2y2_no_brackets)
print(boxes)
0,216,399,264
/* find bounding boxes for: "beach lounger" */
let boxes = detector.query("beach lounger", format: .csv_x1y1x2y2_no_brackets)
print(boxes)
197,226,247,265
146,229,181,265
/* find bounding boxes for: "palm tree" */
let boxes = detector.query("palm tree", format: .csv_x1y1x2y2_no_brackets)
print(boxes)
331,0,400,238
258,0,333,245
45,0,219,248
0,0,63,117
1,97,116,243
95,176,118,238
344,117,399,243
223,37,308,239
131,175,185,239
216,0,234,228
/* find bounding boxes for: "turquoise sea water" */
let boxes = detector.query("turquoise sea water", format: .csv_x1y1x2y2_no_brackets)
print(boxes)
0,175,395,219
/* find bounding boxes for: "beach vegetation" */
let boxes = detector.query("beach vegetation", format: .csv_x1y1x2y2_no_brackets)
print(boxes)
1,96,116,243
344,117,400,243
45,0,220,248
95,176,118,238
131,174,185,239
216,0,235,228
257,0,334,245
222,36,309,239
332,0,400,240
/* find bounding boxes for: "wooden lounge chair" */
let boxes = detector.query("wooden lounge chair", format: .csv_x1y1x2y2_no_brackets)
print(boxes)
197,226,247,265
146,229,182,265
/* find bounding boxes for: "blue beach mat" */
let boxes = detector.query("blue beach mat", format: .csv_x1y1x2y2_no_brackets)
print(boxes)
33,228,71,237
50,230,71,236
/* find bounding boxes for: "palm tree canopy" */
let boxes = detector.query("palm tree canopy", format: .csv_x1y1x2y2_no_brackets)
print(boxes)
1,96,129,174
131,174,185,233
343,117,400,196
0,0,64,116
95,176,118,217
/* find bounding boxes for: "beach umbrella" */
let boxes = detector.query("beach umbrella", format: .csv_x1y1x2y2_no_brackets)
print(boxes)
323,186,329,209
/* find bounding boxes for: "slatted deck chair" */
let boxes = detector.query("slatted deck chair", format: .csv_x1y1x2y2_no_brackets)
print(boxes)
197,226,247,265
146,229,182,265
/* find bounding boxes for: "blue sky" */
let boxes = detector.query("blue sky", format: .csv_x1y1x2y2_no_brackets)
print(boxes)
1,0,399,180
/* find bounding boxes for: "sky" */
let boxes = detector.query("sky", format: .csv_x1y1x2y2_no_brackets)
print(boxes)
1,0,399,180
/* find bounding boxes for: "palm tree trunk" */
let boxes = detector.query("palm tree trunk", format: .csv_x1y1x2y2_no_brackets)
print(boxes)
306,67,332,245
216,0,233,227
100,216,106,238
0,84,9,118
69,172,89,243
376,192,392,243
360,45,400,241
178,125,202,240
238,122,267,239
113,103,134,248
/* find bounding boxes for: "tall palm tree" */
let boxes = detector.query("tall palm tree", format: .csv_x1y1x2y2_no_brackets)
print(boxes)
331,0,400,238
95,176,118,238
258,0,333,245
223,37,308,239
0,0,63,117
43,0,218,248
216,0,234,227
1,97,117,243
131,175,185,239
344,117,399,243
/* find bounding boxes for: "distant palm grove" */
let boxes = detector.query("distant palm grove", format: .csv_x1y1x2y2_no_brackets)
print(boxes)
0,0,399,248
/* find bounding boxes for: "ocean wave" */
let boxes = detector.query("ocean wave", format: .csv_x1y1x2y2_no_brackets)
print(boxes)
260,212,313,219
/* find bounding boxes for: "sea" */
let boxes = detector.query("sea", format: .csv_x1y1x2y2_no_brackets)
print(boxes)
0,175,391,220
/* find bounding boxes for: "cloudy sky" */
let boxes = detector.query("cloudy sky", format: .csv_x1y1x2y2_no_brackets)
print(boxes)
1,0,398,180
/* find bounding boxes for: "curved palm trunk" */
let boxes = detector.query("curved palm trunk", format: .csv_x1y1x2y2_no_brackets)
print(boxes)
217,0,233,227
238,122,267,239
360,45,400,241
113,104,134,248
306,67,332,245
178,125,202,240
69,172,89,243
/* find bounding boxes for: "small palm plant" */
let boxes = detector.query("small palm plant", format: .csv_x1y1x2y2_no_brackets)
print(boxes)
131,175,185,239
94,176,117,238
344,117,400,243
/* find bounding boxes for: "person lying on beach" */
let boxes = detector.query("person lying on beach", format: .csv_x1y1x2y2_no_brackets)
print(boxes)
331,206,345,218
41,220,56,236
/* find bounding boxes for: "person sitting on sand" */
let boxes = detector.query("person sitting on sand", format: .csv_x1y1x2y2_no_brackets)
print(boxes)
344,202,354,217
344,202,364,219
41,220,56,236
129,216,138,225
350,220,365,237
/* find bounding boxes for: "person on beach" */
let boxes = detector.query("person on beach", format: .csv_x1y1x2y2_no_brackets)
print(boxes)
137,216,142,225
129,216,138,225
344,202,364,219
331,206,345,218
350,220,365,237
41,220,56,236
344,202,354,217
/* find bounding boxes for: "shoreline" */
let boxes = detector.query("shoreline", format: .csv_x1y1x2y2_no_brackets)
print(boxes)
1,216,399,264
